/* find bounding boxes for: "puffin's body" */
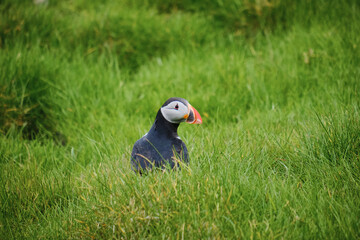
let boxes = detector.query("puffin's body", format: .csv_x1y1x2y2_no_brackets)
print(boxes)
131,97,202,173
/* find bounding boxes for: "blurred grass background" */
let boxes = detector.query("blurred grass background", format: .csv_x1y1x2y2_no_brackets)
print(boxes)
0,0,359,239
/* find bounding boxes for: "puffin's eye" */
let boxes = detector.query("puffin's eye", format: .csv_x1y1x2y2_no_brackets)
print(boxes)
175,104,179,110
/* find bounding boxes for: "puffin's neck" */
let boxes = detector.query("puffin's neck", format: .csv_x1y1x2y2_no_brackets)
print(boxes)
149,110,179,138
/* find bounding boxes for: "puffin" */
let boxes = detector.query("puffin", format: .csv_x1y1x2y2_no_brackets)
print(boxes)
131,97,202,174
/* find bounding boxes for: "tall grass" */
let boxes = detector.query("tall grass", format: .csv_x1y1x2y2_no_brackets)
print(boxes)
1,0,359,238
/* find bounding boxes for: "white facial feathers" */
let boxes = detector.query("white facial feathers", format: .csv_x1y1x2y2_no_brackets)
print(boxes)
160,101,189,123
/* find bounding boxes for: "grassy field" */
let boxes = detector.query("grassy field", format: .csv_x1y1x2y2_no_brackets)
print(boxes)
1,0,360,239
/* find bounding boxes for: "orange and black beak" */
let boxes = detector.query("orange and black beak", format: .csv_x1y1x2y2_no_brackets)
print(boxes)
185,104,202,124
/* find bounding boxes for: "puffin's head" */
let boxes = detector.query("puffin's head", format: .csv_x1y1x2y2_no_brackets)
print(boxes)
160,97,202,124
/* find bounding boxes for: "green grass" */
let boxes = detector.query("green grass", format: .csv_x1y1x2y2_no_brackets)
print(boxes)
1,0,359,239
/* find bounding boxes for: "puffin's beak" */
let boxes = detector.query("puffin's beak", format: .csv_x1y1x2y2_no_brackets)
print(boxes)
185,105,202,124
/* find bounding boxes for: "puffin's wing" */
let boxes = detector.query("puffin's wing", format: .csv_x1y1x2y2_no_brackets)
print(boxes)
130,142,142,173
131,139,154,173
